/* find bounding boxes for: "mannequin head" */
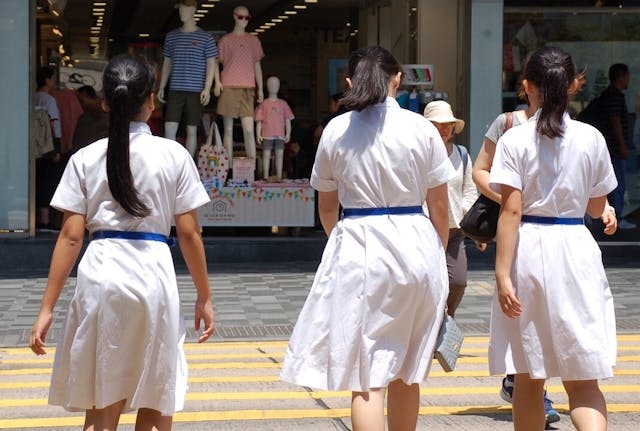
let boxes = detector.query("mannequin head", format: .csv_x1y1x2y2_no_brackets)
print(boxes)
266,76,280,98
233,5,251,31
176,0,197,25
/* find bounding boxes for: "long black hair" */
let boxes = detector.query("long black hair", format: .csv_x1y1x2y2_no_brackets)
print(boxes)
102,54,156,217
340,46,402,112
523,46,575,139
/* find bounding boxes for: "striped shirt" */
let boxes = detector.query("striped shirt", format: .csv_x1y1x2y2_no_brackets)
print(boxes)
163,28,218,92
219,33,264,88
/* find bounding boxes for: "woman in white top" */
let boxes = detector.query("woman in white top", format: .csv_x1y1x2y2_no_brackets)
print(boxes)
423,100,478,317
30,55,214,431
490,46,617,430
281,45,454,431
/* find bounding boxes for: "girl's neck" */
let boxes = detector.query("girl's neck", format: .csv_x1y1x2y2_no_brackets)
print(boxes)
232,26,246,35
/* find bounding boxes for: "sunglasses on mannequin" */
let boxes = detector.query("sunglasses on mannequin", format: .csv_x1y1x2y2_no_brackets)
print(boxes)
234,13,251,21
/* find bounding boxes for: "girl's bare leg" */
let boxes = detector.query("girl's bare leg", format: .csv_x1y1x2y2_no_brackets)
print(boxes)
563,379,607,431
83,399,126,431
351,389,385,431
513,373,545,431
387,379,420,431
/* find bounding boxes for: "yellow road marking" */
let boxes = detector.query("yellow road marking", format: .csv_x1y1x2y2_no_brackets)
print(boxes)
2,404,640,429
3,334,638,356
3,384,640,407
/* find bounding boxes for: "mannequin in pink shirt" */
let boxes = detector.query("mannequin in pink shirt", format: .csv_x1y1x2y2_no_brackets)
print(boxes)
255,76,294,180
215,5,264,173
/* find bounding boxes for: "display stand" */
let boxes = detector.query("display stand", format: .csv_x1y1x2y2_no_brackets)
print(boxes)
197,179,315,227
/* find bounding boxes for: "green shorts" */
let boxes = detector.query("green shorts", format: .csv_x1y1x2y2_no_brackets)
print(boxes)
165,90,202,125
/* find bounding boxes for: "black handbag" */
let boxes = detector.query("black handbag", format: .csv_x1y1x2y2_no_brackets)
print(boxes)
459,194,500,243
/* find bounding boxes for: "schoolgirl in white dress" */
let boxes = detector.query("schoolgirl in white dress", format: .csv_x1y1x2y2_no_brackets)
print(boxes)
280,46,454,431
30,55,214,431
489,46,617,430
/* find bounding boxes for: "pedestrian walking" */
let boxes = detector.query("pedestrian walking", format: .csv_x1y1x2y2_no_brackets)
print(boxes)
423,100,479,317
29,54,214,431
280,45,454,431
489,46,617,431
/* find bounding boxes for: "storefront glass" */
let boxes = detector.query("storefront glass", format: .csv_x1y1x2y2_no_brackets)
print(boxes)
0,0,32,235
502,4,640,215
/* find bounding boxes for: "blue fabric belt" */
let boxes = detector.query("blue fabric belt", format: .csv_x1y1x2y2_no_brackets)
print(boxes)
521,215,583,225
342,205,424,218
91,230,176,246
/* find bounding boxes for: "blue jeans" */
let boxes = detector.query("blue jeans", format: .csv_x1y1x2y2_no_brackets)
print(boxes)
608,155,626,217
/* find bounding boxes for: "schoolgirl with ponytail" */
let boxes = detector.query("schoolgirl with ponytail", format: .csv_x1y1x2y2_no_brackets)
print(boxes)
282,45,454,431
30,54,214,430
489,46,618,430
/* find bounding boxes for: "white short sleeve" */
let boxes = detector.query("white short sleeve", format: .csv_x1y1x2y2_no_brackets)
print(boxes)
590,130,618,197
50,152,87,214
489,132,522,193
175,149,211,214
310,133,337,192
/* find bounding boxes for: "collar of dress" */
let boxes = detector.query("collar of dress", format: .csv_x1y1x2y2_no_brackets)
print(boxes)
130,121,151,135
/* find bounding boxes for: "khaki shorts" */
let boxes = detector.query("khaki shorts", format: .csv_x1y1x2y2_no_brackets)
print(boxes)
217,87,255,118
165,90,202,125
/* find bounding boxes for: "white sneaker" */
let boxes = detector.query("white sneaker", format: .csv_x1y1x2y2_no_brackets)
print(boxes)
618,219,637,230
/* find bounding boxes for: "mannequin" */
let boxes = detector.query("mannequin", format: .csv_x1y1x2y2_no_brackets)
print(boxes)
214,5,264,171
255,76,294,180
158,0,220,157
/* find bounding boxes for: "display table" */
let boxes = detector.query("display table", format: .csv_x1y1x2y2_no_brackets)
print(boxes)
197,179,315,227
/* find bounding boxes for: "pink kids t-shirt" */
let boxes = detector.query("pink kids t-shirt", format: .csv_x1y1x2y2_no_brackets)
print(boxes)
219,33,264,88
254,99,294,139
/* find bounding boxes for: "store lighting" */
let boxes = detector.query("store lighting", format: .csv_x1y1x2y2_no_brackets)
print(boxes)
255,29,264,33
202,4,214,8
284,10,297,15
139,33,150,37
294,5,307,9
304,0,318,3
52,9,59,16
194,13,204,17
278,15,289,19
271,18,283,23
94,2,107,6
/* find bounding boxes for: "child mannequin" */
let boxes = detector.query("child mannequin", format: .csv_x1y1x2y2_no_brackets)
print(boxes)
255,76,294,180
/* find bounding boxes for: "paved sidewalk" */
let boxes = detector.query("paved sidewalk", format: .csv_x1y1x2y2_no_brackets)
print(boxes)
1,263,639,347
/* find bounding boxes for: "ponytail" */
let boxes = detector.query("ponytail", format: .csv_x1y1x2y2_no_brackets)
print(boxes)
341,46,401,112
102,55,155,218
537,65,568,139
523,46,575,139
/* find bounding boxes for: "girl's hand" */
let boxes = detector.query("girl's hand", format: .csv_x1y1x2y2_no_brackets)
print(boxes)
194,298,215,343
30,310,53,355
496,277,522,318
601,205,617,235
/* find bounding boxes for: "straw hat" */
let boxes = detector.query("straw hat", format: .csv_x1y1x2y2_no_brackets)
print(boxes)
423,100,465,134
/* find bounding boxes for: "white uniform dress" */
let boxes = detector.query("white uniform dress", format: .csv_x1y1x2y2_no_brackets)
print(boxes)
280,97,455,391
488,112,618,380
48,122,210,415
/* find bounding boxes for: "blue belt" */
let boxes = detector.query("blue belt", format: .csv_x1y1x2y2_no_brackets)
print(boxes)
91,230,176,246
521,215,583,225
342,205,423,218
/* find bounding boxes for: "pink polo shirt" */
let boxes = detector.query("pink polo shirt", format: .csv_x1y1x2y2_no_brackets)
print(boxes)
255,99,294,139
219,33,264,88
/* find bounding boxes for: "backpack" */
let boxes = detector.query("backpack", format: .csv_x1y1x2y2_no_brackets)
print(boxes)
577,95,604,131
455,144,469,173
